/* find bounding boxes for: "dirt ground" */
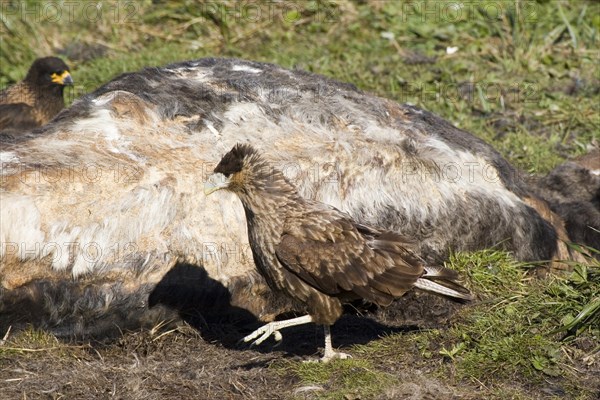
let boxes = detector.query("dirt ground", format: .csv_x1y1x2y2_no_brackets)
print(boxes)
4,292,595,400
0,293,474,400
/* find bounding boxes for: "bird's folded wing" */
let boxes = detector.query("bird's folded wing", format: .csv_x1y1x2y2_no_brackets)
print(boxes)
275,211,423,301
0,103,39,131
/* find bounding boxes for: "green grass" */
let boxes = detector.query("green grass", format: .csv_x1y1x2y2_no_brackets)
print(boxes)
295,250,599,399
274,358,395,400
446,252,599,386
1,1,599,398
0,326,75,358
1,0,598,172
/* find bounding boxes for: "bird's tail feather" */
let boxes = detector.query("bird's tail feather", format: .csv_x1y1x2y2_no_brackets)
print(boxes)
423,265,460,280
414,267,474,302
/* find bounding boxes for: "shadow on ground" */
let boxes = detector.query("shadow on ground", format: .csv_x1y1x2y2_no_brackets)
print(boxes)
148,262,461,359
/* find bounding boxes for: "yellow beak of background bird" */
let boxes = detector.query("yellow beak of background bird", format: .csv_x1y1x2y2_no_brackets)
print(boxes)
51,70,74,85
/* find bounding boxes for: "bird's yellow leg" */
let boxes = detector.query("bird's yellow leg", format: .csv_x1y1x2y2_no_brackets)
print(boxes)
243,315,313,346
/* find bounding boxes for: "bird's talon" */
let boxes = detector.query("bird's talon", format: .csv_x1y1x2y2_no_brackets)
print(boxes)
243,322,281,346
302,358,319,364
302,351,352,363
320,352,352,363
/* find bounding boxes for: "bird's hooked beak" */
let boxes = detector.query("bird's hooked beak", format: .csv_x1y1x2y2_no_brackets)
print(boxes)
204,172,230,195
51,70,74,86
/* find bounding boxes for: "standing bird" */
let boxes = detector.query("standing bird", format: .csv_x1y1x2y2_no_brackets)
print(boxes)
0,57,73,132
204,143,474,361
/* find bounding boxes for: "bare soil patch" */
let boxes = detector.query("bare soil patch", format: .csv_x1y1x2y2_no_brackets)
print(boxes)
0,293,473,400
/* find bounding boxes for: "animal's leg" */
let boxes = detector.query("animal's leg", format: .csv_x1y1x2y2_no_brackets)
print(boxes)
243,314,313,345
320,325,351,362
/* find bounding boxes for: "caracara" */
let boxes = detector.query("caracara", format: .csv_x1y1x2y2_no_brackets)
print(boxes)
0,57,73,132
205,143,473,361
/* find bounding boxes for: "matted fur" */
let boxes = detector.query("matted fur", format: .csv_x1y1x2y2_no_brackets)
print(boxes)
530,149,600,255
0,58,581,336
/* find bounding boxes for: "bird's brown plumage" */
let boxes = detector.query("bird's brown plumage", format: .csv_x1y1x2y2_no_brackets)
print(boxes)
207,143,473,359
274,210,429,323
0,57,73,132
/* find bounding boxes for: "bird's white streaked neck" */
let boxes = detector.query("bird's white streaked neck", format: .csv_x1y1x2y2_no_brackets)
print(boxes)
237,165,304,216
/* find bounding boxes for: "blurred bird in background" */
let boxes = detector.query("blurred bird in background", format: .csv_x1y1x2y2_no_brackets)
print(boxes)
0,56,73,133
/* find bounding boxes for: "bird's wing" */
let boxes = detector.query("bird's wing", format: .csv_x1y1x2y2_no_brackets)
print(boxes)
0,103,39,131
275,206,424,305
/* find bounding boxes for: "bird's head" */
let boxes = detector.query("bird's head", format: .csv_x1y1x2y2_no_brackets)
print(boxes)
204,143,269,196
25,57,74,88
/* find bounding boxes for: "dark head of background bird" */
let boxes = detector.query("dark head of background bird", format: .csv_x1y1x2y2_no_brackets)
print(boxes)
24,57,74,91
